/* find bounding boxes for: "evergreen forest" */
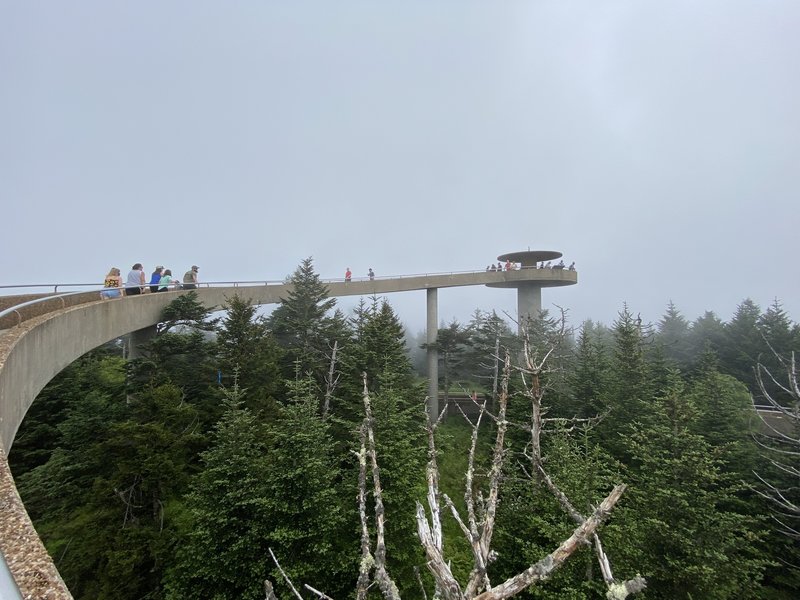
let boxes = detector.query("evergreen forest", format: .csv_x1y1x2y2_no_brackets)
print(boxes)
9,258,800,599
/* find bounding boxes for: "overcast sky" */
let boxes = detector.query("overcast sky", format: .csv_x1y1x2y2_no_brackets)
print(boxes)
2,1,798,334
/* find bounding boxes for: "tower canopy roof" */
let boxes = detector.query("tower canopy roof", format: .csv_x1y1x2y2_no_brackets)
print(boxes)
497,250,562,265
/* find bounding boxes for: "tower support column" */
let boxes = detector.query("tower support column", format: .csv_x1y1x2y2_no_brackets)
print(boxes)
426,288,438,421
127,325,157,359
517,284,542,332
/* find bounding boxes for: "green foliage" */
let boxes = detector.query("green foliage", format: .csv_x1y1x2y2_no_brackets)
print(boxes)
158,290,219,333
262,374,353,595
462,309,517,398
164,386,273,600
366,387,427,594
656,301,692,370
10,348,126,476
216,294,284,414
719,298,762,390
268,257,340,380
432,319,471,403
604,372,767,599
14,295,800,598
566,325,610,419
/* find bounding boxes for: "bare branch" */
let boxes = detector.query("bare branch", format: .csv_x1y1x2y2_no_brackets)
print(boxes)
473,485,626,600
268,548,304,600
322,340,340,419
363,374,402,600
416,501,465,600
355,427,374,599
414,566,429,600
305,583,335,599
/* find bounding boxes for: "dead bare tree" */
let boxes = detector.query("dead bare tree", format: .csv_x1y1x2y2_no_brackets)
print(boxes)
516,314,645,599
753,348,800,544
266,316,642,598
415,346,634,599
322,340,340,419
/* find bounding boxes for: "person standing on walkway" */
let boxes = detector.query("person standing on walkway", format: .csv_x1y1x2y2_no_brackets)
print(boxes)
183,265,199,290
345,267,352,282
368,268,375,280
126,263,145,295
158,269,175,292
149,266,163,293
101,268,123,299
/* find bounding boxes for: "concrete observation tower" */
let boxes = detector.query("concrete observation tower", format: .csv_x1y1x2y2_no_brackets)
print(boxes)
487,250,578,327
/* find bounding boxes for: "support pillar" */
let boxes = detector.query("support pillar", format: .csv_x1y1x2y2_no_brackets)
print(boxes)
516,284,542,333
426,288,438,421
127,325,157,359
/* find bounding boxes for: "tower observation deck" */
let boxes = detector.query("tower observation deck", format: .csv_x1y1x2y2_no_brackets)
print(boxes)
487,250,577,327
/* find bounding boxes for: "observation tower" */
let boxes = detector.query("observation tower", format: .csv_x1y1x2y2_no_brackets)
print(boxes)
487,249,577,326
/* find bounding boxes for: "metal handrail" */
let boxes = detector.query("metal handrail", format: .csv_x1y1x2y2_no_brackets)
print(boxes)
0,268,579,329
0,266,580,296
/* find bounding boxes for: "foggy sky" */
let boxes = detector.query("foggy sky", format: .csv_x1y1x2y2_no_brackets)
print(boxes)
2,1,798,335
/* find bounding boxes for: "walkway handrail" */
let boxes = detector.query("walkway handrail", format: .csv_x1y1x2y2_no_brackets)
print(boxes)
0,266,575,295
0,268,581,330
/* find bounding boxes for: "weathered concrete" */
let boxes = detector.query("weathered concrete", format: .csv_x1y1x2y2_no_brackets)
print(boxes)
426,288,438,421
0,267,579,598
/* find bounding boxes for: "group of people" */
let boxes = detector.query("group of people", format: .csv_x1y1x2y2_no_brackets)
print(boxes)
101,264,200,299
485,259,576,272
344,267,375,282
486,260,518,272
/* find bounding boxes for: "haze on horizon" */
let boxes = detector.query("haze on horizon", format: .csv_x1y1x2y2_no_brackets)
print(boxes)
2,1,798,334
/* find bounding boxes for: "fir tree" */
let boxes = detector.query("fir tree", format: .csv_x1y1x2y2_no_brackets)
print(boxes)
719,298,762,389
656,301,692,370
164,383,273,600
216,294,284,414
261,371,352,596
605,372,766,599
566,325,610,419
268,257,340,384
686,310,726,367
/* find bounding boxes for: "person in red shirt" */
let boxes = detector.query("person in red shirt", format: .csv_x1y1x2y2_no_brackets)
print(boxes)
345,267,352,282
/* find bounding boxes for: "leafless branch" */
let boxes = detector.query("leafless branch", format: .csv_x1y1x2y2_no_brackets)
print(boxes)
305,583,336,599
322,340,340,419
472,485,626,600
354,428,374,599
363,374,402,600
268,548,304,600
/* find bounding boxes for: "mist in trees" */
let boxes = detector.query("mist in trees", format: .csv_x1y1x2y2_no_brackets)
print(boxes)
8,266,800,599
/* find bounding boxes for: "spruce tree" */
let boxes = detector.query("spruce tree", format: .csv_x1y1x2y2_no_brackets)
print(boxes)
719,298,762,389
595,305,652,460
566,325,610,419
686,310,726,367
268,257,337,376
261,371,352,596
604,372,766,599
164,384,273,600
656,301,692,371
216,294,284,414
